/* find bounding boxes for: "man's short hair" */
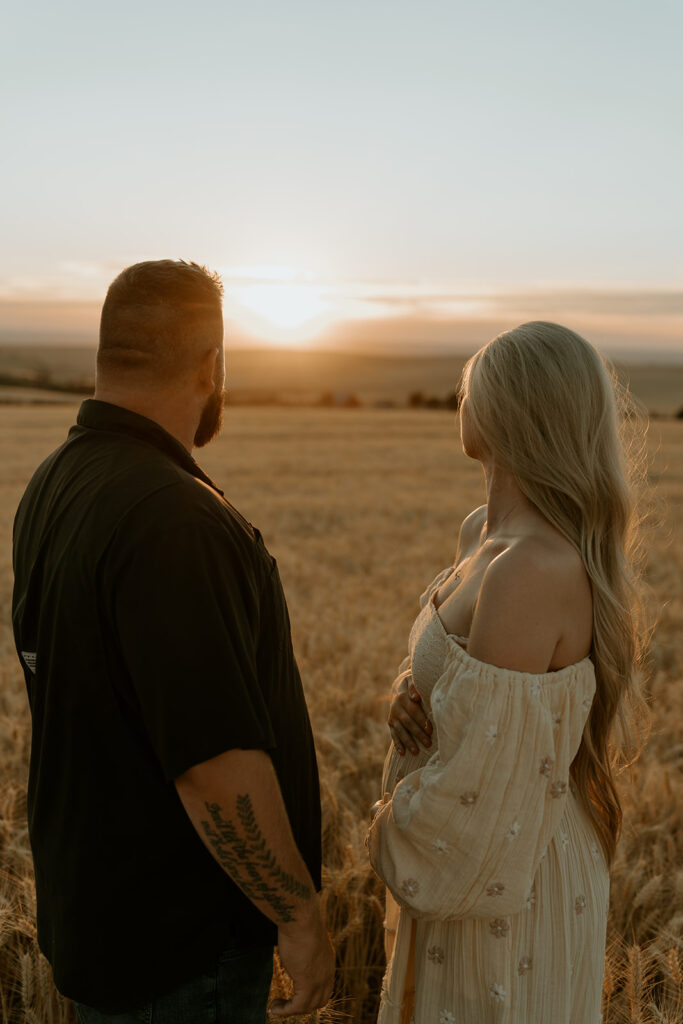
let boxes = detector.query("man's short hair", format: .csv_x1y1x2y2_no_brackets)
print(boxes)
98,260,224,382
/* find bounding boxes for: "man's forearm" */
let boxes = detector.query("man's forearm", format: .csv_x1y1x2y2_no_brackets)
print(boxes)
175,748,316,928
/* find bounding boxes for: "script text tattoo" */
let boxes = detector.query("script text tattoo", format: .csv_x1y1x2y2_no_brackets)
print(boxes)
200,794,312,924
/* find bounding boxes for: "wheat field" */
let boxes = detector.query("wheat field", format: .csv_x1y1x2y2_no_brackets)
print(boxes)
0,404,681,1023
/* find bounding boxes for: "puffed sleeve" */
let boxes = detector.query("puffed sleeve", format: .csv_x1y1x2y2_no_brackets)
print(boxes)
367,638,596,920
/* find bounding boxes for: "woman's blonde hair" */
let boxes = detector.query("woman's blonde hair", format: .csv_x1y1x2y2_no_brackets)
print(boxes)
459,321,652,865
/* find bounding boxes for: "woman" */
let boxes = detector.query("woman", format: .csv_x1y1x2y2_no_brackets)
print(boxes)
367,322,649,1024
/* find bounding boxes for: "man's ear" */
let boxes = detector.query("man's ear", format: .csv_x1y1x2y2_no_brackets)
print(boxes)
197,346,219,395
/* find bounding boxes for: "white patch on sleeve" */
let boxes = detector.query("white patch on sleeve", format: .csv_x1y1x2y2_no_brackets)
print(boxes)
21,651,37,674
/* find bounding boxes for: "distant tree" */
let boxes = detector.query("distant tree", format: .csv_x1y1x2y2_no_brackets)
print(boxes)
445,391,460,411
676,406,683,420
343,393,361,408
408,390,424,408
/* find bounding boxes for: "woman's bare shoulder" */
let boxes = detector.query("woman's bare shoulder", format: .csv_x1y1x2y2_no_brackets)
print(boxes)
467,534,588,672
487,532,589,606
517,529,590,597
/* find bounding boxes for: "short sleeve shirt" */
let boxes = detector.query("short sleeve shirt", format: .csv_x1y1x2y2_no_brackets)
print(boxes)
11,400,322,1013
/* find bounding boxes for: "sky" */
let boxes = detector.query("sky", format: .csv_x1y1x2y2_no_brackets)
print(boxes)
2,0,682,358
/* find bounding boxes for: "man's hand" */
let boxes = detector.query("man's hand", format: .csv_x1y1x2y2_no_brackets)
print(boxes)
388,674,432,756
270,902,335,1017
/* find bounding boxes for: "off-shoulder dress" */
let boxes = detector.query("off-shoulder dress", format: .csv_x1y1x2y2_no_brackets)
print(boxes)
367,567,609,1024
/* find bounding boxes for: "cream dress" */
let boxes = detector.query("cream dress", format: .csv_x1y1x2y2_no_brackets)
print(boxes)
367,568,609,1024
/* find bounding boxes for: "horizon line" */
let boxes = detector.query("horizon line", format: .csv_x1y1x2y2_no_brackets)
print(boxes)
1,333,682,367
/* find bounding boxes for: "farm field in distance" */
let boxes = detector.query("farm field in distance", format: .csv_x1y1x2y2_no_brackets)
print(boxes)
1,343,683,415
0,404,681,1023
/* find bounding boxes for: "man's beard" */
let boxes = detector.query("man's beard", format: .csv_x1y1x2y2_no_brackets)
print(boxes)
193,385,226,448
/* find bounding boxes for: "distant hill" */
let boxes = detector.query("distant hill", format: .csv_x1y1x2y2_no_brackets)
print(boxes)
0,343,681,415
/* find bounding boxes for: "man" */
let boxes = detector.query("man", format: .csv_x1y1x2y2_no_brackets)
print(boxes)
12,260,334,1023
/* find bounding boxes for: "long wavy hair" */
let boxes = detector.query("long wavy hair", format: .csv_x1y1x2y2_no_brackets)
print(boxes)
459,321,652,865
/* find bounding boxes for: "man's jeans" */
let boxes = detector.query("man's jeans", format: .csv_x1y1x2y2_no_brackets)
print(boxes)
73,942,274,1024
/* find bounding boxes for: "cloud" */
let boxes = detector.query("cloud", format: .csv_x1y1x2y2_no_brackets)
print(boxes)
0,272,680,360
486,289,683,318
347,285,683,320
0,260,122,302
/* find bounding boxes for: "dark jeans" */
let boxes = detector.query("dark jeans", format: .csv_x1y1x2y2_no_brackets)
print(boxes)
73,942,274,1024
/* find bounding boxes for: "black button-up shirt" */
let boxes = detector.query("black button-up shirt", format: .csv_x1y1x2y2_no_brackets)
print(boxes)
12,399,321,1012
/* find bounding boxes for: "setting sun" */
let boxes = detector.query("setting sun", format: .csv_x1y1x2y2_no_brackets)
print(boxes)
224,266,333,343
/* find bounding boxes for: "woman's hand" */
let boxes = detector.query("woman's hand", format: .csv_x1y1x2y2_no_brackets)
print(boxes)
388,673,433,756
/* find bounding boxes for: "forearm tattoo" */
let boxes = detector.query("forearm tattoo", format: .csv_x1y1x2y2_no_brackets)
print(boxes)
200,794,312,923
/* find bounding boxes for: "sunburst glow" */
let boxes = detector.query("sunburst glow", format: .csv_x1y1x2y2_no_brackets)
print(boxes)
225,267,333,342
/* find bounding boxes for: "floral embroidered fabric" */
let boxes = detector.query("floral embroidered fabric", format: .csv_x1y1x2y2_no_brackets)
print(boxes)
369,567,610,1024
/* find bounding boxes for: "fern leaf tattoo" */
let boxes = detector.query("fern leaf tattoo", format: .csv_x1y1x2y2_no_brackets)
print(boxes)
199,795,312,924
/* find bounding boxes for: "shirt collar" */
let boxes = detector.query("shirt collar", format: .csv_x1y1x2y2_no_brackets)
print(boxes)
75,399,225,496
